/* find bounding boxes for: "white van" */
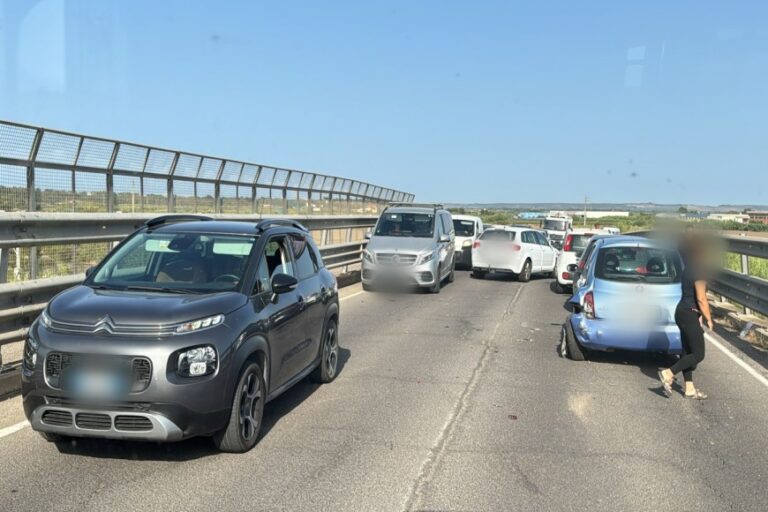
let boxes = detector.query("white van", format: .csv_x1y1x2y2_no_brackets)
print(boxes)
452,214,484,269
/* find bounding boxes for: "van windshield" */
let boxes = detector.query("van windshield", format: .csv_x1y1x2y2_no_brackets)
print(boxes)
453,219,475,237
375,212,435,238
595,246,682,284
89,232,257,293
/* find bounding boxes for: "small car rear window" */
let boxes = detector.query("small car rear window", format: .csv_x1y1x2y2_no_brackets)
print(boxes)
595,246,682,284
479,230,515,241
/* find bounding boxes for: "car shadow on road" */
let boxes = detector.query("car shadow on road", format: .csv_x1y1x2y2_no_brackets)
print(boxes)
570,349,680,397
51,347,352,461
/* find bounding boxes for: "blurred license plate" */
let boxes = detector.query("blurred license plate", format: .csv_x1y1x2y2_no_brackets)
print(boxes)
621,305,661,324
69,368,127,399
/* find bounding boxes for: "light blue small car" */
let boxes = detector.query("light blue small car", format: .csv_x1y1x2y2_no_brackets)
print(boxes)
560,236,683,360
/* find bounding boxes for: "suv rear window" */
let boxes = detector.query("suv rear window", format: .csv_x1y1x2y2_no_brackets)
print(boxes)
595,246,682,284
453,219,475,236
479,230,515,241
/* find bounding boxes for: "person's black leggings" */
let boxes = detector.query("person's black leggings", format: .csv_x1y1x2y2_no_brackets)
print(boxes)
671,304,706,382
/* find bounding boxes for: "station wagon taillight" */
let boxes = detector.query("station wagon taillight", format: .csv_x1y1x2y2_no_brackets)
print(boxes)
583,292,596,319
510,244,521,251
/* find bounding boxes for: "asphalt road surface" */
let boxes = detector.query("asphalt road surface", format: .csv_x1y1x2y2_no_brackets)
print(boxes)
1,272,767,512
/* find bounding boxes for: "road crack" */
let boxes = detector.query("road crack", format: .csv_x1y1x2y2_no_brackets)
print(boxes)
401,286,523,512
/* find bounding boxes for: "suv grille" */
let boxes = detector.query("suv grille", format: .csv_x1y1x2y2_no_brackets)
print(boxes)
75,413,111,430
114,415,153,432
45,353,152,393
375,253,418,266
41,410,73,426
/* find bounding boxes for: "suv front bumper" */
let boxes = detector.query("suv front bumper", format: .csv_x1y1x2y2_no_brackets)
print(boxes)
361,259,439,288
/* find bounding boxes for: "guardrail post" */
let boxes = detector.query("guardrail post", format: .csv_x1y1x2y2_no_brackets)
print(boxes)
741,254,752,315
0,248,9,284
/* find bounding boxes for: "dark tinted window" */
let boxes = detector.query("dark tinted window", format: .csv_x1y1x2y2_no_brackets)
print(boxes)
291,235,317,280
479,229,515,241
595,246,682,284
453,219,475,236
534,232,549,245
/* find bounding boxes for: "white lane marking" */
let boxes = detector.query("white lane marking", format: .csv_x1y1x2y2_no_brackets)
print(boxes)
340,290,365,302
0,420,29,439
705,332,768,389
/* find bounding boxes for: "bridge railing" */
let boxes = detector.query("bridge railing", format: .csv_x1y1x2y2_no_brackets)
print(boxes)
0,119,414,216
0,213,376,371
712,236,768,318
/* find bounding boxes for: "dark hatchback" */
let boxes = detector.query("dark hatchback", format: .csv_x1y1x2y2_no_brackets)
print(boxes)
22,215,340,452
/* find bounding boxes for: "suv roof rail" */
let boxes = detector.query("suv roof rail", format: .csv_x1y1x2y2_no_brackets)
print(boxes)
254,219,309,233
386,202,444,210
145,214,213,229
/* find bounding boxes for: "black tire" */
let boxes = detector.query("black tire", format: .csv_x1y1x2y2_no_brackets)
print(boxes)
213,362,265,453
472,270,486,279
561,319,586,361
447,260,455,283
362,283,373,292
429,265,442,293
517,259,532,283
553,281,565,294
310,318,339,383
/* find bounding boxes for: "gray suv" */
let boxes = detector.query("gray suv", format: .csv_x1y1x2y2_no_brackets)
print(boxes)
22,215,340,453
361,203,455,293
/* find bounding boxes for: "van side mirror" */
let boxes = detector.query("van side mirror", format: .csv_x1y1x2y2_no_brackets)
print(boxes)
271,273,298,296
439,234,450,243
364,231,372,240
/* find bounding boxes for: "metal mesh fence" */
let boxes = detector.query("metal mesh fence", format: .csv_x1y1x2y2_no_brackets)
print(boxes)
0,119,414,214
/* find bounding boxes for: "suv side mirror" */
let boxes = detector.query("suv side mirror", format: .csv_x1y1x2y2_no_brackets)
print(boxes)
271,273,298,295
364,231,372,240
439,234,450,243
85,266,95,277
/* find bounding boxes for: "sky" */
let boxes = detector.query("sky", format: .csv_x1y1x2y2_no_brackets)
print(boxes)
1,0,767,205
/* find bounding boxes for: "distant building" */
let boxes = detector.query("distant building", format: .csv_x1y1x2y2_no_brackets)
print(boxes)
566,211,630,219
707,213,749,224
746,211,768,225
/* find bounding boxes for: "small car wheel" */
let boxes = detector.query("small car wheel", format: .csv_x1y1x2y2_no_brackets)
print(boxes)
213,362,265,453
518,260,532,283
563,320,586,361
310,318,340,383
553,281,565,294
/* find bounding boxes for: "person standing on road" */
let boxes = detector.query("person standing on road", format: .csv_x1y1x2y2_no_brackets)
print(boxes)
658,235,713,399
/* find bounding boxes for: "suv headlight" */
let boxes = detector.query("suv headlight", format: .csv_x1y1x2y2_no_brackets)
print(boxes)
40,309,52,329
176,345,217,377
175,314,224,334
363,249,375,263
23,333,39,370
420,251,436,264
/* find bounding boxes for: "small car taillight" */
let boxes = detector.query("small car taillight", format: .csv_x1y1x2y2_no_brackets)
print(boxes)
562,272,571,280
583,292,596,319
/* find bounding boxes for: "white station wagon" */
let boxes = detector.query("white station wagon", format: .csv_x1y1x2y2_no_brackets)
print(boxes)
470,226,557,282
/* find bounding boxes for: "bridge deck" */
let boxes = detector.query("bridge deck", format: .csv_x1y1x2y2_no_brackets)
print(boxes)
1,272,767,511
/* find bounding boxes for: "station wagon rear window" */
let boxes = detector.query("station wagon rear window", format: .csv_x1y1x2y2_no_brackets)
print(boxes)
595,246,682,284
479,230,515,241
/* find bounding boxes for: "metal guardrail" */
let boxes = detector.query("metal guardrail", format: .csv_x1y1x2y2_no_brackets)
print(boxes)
0,213,375,355
0,119,414,215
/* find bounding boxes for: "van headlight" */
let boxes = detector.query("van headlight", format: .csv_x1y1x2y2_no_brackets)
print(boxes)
176,345,217,377
23,334,39,370
363,249,375,263
174,314,224,334
420,251,436,264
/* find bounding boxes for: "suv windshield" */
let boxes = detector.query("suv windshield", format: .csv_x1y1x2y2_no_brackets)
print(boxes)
543,219,566,231
89,232,257,293
375,212,435,238
453,219,475,237
595,246,682,284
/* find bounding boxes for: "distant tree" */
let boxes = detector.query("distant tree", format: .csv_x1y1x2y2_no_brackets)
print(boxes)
677,206,688,214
